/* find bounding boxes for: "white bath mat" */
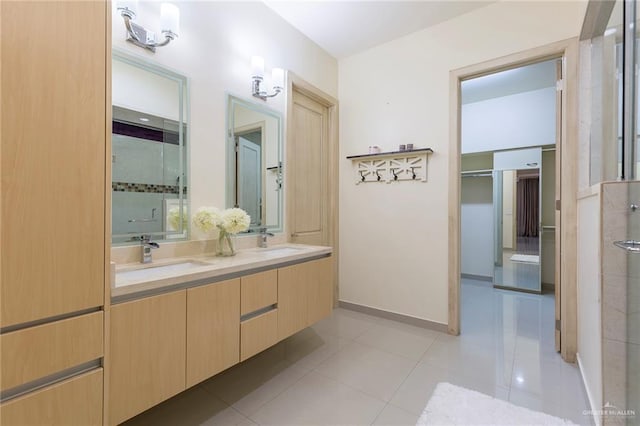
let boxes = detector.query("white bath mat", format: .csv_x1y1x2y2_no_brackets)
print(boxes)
416,383,577,426
510,254,540,264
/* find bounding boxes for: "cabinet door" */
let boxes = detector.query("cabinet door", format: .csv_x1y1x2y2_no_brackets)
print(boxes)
307,257,333,325
109,291,186,425
186,279,240,388
0,369,103,426
277,264,309,340
0,0,106,327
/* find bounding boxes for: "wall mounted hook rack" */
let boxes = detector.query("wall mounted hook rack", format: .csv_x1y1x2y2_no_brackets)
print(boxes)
346,148,433,184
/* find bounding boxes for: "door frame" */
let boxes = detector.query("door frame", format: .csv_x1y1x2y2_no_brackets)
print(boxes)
285,72,340,304
448,38,579,362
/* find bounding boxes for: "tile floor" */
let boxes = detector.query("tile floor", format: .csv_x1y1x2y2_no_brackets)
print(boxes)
124,278,592,425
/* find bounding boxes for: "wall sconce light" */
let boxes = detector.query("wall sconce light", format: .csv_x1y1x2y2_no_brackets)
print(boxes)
251,56,285,101
117,0,180,53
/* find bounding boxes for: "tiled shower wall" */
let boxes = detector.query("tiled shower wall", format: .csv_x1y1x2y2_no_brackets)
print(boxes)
111,133,185,238
602,181,640,425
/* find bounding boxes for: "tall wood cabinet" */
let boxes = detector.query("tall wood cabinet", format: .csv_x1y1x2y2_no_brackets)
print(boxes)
0,2,108,424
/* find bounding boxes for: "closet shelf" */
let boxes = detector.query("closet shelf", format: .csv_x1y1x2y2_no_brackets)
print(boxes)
347,149,433,184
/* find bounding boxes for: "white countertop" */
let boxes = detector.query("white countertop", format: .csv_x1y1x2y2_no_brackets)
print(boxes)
111,244,332,300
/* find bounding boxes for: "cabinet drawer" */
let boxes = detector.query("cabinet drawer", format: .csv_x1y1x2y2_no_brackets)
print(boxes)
241,270,278,316
240,309,278,361
0,369,103,426
1,311,103,391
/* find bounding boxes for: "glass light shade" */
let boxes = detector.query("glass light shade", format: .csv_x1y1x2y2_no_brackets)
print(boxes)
160,3,180,35
272,68,285,89
251,56,265,78
118,0,138,15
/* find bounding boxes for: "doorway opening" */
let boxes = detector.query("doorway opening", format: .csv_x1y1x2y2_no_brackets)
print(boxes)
449,39,579,363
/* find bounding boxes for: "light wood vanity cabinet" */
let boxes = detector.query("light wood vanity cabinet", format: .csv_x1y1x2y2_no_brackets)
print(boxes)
187,279,240,387
109,291,187,425
278,256,333,340
109,255,332,424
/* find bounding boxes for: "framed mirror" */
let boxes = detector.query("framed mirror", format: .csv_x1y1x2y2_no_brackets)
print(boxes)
111,49,189,244
492,148,542,293
226,95,283,233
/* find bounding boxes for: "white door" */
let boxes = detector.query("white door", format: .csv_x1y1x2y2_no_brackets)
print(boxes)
237,136,261,226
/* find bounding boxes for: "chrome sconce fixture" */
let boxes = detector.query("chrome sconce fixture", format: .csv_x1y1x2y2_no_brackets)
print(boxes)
251,56,285,101
117,1,180,53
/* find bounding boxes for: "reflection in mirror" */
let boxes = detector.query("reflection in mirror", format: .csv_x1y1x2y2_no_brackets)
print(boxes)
492,148,542,293
112,50,189,244
226,95,283,232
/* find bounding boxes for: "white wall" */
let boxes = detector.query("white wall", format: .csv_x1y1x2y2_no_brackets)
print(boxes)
112,1,337,240
461,177,494,278
112,59,181,120
339,1,586,324
462,87,556,154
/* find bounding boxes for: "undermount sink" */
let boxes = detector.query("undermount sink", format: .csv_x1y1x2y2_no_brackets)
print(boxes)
257,246,305,256
116,260,210,285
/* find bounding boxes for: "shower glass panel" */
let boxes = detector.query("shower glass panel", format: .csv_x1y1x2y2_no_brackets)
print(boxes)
492,148,542,293
590,0,622,184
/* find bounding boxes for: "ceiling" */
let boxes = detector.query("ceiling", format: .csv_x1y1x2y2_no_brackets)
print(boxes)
263,1,495,59
461,59,559,104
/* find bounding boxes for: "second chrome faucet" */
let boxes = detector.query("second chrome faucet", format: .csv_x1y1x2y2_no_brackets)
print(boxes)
258,227,274,248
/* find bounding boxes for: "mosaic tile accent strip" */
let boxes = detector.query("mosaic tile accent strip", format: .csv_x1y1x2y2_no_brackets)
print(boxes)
112,182,188,194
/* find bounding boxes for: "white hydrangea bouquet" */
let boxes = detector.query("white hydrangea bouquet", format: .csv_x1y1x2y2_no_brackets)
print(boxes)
167,206,188,231
192,207,251,256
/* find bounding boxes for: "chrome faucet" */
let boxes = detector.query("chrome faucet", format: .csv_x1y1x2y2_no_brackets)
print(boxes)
258,227,274,248
140,235,159,263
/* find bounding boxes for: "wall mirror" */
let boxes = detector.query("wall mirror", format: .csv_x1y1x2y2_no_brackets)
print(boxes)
226,95,283,232
111,49,189,244
492,148,542,293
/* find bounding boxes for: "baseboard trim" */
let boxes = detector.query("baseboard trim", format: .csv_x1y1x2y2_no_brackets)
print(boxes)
461,273,492,282
338,301,448,333
577,353,601,426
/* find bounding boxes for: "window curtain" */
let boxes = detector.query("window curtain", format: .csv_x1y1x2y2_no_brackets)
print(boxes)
517,177,539,237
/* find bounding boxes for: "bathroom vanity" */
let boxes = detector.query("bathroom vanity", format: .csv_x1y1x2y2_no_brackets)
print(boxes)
108,245,332,425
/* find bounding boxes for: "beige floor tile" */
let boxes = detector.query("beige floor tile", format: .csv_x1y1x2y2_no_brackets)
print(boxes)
420,338,514,388
122,386,253,426
313,341,417,402
354,320,439,361
249,371,386,425
509,388,592,426
389,361,509,415
200,352,310,417
311,308,378,340
511,351,585,402
372,403,421,425
283,328,351,370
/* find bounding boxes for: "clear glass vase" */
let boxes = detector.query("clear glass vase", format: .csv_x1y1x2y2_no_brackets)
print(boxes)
216,230,236,257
